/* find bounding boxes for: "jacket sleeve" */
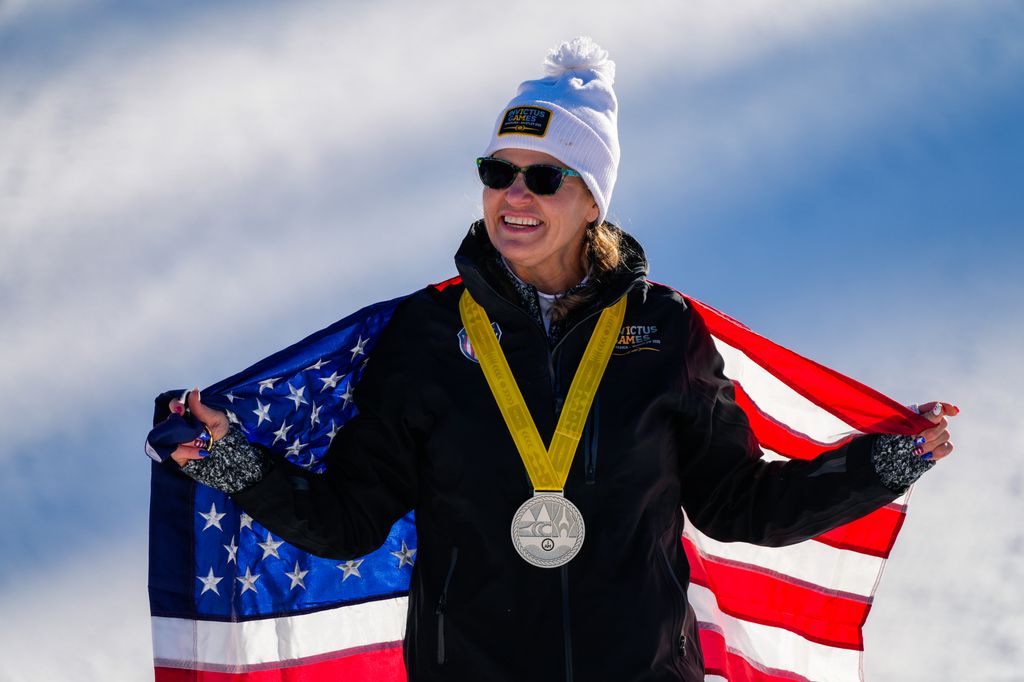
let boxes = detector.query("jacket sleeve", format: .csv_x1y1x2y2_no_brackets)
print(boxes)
231,304,426,560
676,306,901,546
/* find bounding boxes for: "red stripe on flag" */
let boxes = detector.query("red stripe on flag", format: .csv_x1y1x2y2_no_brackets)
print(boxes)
732,381,853,461
699,626,813,682
684,296,930,436
684,537,870,650
154,644,406,682
815,503,907,558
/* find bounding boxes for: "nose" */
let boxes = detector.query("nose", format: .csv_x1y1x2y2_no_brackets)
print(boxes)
504,172,534,204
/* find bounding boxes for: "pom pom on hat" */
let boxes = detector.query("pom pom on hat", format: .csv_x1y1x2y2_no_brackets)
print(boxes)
543,36,616,83
484,37,620,224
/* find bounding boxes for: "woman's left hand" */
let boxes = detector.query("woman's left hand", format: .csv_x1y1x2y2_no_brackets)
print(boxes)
913,401,959,461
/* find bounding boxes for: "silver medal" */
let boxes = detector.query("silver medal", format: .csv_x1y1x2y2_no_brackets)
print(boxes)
511,493,585,568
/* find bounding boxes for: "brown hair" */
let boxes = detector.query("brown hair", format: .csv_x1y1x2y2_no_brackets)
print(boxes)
549,221,623,321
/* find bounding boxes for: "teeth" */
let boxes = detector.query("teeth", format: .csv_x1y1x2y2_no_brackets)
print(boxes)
504,216,541,226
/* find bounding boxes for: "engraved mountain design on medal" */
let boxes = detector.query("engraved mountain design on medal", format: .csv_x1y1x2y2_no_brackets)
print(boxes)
515,500,580,543
510,495,586,568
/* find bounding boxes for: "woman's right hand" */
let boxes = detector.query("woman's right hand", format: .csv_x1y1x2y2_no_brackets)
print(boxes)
169,389,230,467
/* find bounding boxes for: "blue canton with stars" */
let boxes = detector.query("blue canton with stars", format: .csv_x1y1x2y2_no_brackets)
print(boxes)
149,295,418,621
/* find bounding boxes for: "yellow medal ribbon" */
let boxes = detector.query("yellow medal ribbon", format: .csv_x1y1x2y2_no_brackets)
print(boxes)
459,289,627,492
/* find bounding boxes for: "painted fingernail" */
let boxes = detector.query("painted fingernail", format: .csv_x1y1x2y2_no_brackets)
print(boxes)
199,449,210,458
171,402,185,416
914,436,927,446
913,446,923,456
953,405,960,415
921,452,934,461
931,403,943,416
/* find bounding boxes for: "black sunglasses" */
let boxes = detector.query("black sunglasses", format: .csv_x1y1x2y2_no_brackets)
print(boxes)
476,157,582,196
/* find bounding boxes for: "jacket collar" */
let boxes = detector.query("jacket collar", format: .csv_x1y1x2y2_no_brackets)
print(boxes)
454,219,649,322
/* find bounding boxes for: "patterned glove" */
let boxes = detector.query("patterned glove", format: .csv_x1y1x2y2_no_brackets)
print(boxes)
871,433,936,492
182,426,272,494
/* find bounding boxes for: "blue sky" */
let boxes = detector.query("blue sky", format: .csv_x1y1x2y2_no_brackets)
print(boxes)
1,1,1021,679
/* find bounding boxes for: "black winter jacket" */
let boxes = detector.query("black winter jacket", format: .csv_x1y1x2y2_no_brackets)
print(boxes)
233,222,903,681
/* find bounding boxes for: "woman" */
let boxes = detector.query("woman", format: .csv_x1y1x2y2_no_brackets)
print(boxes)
161,37,955,681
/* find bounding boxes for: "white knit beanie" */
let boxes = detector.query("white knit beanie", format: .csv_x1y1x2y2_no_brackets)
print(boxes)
483,36,619,224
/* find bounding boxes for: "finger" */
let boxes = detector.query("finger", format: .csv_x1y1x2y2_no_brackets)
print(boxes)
918,401,960,423
171,444,208,467
918,428,950,453
922,440,954,462
914,427,950,456
914,418,948,445
186,388,229,438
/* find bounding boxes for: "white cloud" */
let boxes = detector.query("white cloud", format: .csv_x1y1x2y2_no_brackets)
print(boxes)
0,540,151,681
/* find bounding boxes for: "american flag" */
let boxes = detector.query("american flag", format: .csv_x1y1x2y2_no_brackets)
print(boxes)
148,283,928,681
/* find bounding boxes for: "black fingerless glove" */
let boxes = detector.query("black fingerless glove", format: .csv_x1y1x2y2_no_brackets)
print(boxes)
871,433,936,493
182,426,273,494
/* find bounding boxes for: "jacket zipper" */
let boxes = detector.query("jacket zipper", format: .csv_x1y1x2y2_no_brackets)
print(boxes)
561,565,574,682
435,547,459,665
584,394,600,484
658,543,688,662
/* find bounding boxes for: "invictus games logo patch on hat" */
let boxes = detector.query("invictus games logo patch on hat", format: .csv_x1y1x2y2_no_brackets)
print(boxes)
498,106,552,137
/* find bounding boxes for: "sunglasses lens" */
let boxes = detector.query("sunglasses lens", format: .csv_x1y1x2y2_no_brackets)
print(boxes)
523,166,565,195
477,158,517,189
476,158,569,195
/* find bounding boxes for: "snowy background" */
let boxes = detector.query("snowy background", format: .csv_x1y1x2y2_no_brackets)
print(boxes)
1,1,1022,680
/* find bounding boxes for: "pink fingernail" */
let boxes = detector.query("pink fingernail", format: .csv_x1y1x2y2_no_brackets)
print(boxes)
931,403,942,416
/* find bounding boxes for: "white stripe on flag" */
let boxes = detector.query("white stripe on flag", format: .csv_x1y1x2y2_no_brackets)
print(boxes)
690,584,862,682
712,336,859,444
152,596,408,670
684,523,883,597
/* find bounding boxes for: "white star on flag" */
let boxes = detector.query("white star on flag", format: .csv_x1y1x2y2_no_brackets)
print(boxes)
286,382,309,410
305,358,328,371
391,541,417,569
349,335,368,361
272,420,293,445
224,535,238,564
337,559,363,582
340,384,354,409
252,399,271,427
319,371,343,392
327,420,341,444
285,561,309,590
199,503,226,532
240,513,254,531
310,401,322,427
197,567,223,596
257,378,278,394
257,532,284,560
286,438,307,458
236,567,260,594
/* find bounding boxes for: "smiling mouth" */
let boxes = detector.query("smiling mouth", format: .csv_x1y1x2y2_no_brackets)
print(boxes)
503,215,542,229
